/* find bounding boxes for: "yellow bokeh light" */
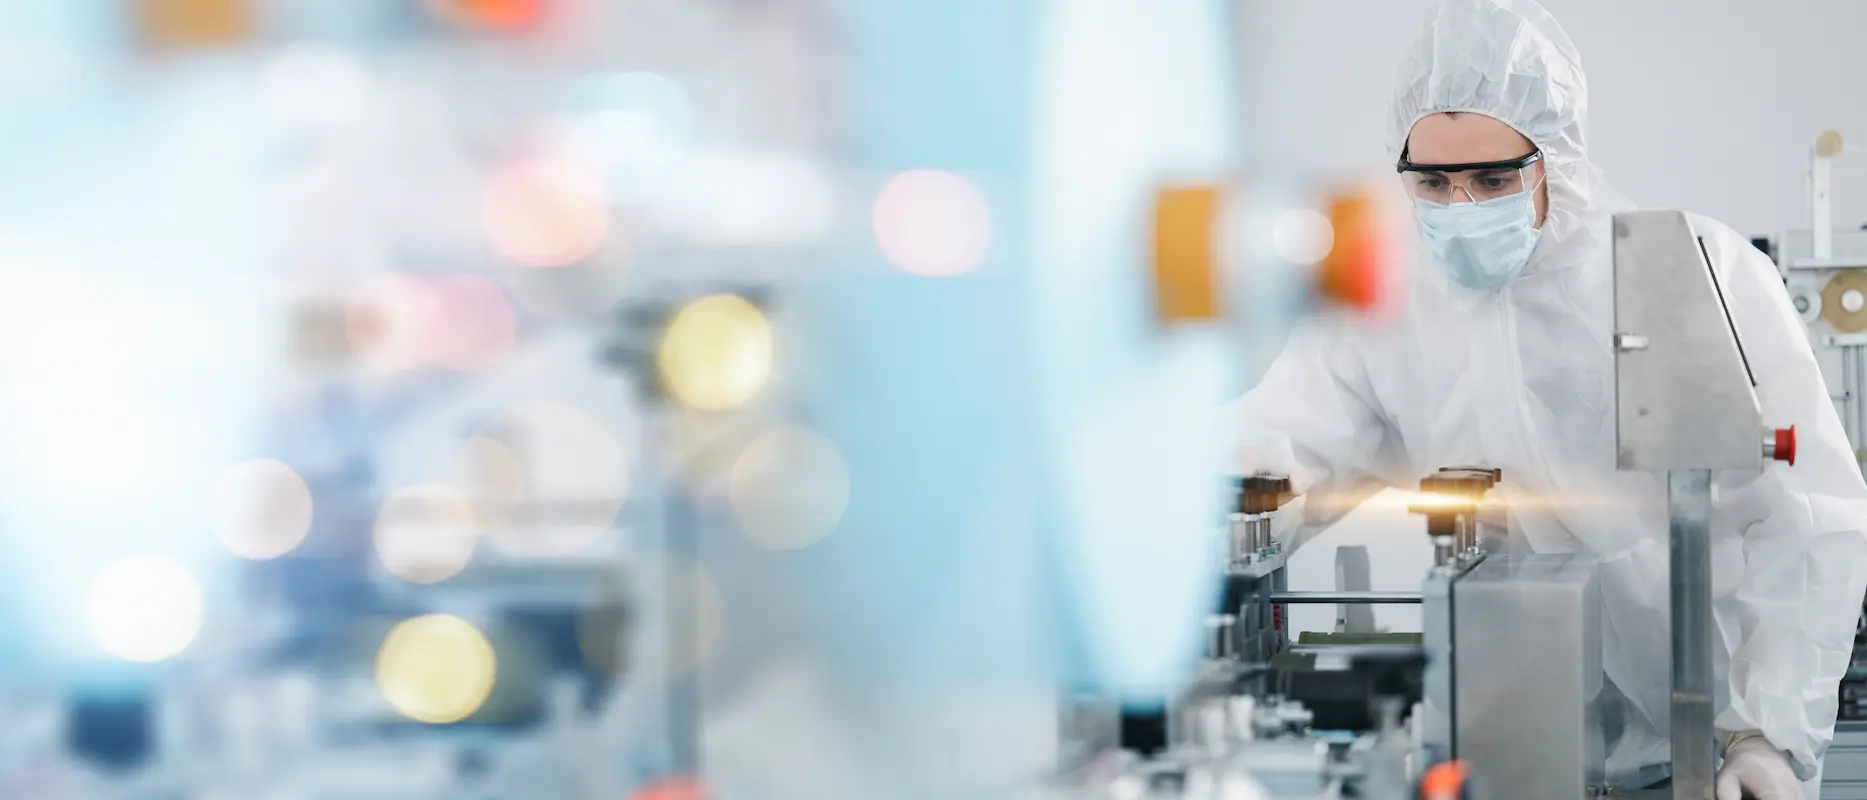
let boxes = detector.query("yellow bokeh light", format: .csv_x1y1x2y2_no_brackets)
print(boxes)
657,294,773,411
373,485,478,584
208,459,314,560
374,614,497,724
729,426,850,551
88,557,205,663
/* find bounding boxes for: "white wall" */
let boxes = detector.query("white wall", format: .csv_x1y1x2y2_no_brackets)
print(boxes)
1241,0,1867,236
1243,0,1867,633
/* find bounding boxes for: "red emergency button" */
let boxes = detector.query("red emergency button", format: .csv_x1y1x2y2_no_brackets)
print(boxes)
1766,426,1797,466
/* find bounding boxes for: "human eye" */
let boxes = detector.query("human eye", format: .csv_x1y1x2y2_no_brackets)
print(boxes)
1476,171,1519,192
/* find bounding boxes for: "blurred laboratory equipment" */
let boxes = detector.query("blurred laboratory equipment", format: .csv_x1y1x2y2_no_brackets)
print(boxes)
0,0,1425,797
0,0,1816,796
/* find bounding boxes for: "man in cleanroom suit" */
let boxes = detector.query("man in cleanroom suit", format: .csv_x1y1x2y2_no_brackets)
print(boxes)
1232,0,1867,797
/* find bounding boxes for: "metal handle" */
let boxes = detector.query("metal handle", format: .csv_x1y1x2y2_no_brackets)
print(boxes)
1614,332,1650,352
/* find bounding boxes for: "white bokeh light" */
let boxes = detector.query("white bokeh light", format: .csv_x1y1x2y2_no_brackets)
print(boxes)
208,459,314,560
374,484,478,584
872,170,991,277
478,401,630,557
1272,207,1335,265
88,557,205,663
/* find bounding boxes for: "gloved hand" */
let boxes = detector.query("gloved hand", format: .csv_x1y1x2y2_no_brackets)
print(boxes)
1716,735,1802,800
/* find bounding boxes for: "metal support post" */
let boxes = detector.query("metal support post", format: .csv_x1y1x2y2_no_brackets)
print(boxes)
1669,470,1716,800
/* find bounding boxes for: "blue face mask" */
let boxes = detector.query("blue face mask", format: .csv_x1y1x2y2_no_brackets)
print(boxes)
1415,187,1542,291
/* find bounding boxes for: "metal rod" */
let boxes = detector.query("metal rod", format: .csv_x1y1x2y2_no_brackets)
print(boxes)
1845,348,1858,450
1847,346,1862,452
1206,614,1236,661
1285,643,1425,658
1855,346,1867,453
1432,534,1456,567
1815,143,1835,260
1669,470,1716,800
1269,591,1423,605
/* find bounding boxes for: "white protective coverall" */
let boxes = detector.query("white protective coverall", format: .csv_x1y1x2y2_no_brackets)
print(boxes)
1233,0,1867,793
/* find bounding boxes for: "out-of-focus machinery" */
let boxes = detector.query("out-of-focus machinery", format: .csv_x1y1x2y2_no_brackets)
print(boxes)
1769,131,1867,468
1757,130,1867,800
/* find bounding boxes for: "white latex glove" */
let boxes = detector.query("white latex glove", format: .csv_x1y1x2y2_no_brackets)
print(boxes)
1716,735,1803,800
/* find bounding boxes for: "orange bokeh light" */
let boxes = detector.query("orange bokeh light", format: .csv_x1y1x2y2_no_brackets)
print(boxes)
632,776,706,800
432,0,547,32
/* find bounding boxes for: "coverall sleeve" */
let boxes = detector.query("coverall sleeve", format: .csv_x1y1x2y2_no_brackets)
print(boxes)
1703,218,1867,779
1227,317,1407,554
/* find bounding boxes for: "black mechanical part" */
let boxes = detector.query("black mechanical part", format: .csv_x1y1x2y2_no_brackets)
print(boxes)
1119,703,1170,756
1750,236,1774,264
1273,641,1425,733
1237,474,1295,515
1409,467,1502,533
1841,608,1867,721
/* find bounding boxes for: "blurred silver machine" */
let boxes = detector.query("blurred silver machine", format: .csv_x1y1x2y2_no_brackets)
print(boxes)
1775,131,1867,467
1064,209,1796,799
1764,130,1867,799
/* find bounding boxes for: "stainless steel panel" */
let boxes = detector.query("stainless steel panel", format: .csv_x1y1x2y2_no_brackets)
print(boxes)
1829,754,1867,784
1825,724,1867,788
1420,556,1485,761
1336,545,1377,634
1229,550,1287,580
1453,554,1604,799
1613,210,1765,470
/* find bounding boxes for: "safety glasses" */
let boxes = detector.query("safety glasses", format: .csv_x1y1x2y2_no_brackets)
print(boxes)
1396,148,1542,204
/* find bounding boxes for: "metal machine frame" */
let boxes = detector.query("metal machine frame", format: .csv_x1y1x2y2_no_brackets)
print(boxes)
1613,210,1793,800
